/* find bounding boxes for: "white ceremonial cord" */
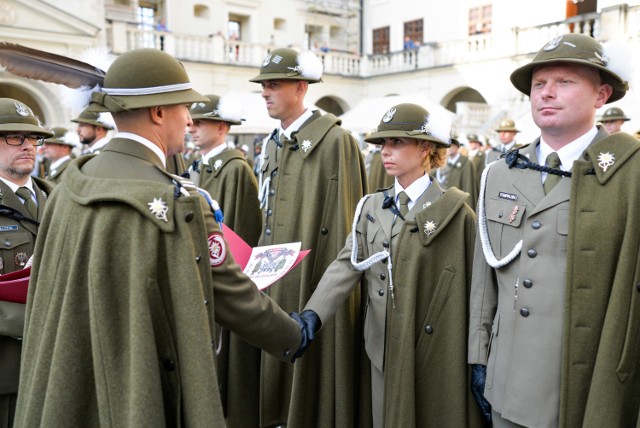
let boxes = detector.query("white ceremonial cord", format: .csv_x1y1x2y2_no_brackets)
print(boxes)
257,134,272,209
478,162,522,268
350,194,390,271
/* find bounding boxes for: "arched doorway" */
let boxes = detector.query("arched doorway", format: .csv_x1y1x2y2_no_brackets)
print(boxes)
0,76,65,127
315,95,348,116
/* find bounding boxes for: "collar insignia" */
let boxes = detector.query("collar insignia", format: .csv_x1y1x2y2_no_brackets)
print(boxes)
423,220,437,237
597,152,615,172
422,201,432,209
148,198,168,222
301,139,312,152
213,159,223,170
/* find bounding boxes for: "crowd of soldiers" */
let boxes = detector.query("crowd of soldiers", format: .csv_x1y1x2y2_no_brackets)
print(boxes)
0,31,639,428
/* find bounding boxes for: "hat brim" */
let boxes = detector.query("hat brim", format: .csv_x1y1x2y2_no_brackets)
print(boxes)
249,72,321,83
88,89,208,113
600,116,630,122
70,118,114,130
495,128,520,133
510,59,628,103
365,129,450,147
189,113,243,125
0,123,53,137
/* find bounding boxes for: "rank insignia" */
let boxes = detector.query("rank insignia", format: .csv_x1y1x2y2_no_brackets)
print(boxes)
382,107,396,123
597,152,615,172
301,139,312,152
208,233,226,267
213,159,223,171
423,220,437,237
15,252,28,267
148,198,168,222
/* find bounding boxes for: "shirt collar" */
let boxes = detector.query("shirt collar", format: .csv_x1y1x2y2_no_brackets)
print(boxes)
281,108,314,139
202,143,228,164
114,132,167,167
49,155,71,171
537,126,597,171
448,153,461,165
0,177,35,197
394,173,431,208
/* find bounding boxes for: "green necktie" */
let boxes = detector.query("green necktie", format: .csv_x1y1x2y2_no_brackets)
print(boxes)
16,186,37,218
543,152,562,195
398,191,410,217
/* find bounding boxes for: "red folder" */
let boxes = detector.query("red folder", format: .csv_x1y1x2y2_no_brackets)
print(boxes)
0,267,30,304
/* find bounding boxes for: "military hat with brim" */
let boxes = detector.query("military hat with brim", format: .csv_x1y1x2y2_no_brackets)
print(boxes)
71,109,114,129
88,48,207,113
44,126,74,146
495,119,520,132
510,33,628,103
189,95,243,125
600,106,630,122
467,133,483,145
249,48,323,83
0,98,53,137
365,103,451,147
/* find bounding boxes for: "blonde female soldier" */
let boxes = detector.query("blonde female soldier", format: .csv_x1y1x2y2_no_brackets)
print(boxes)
291,103,484,427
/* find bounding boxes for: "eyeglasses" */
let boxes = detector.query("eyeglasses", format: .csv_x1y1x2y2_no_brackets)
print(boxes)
1,134,45,146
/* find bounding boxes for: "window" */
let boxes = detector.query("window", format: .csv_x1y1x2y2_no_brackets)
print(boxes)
404,19,423,47
228,20,240,40
468,4,492,35
373,26,389,54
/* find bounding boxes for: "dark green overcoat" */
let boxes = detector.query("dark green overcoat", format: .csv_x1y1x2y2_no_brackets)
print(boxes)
258,111,370,427
14,139,300,427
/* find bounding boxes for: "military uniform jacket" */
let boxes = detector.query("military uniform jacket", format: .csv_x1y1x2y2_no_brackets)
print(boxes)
468,129,640,427
46,157,72,184
258,111,369,427
441,154,479,209
0,177,53,396
14,139,300,427
306,183,483,427
192,148,261,246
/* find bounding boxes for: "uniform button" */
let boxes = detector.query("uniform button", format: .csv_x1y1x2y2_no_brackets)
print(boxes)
527,249,537,258
284,348,291,357
378,289,384,296
424,324,434,334
184,212,194,222
4,241,10,247
163,359,176,371
498,211,503,218
321,228,328,235
379,273,386,280
523,279,533,288
531,221,541,230
269,189,275,196
271,170,277,177
204,298,209,306
195,255,201,263
520,308,530,317
267,209,273,216
382,240,389,248
265,229,272,236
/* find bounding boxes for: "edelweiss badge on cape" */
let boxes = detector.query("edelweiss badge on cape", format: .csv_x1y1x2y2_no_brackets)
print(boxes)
597,152,615,172
423,201,432,209
301,139,312,152
213,159,223,171
208,233,226,267
382,107,396,123
423,220,437,237
148,198,168,222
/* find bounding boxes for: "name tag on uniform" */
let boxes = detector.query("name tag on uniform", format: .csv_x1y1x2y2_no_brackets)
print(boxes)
0,225,18,232
498,192,518,201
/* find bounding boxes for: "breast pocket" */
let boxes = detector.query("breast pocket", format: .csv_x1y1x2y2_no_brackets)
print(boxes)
484,198,526,259
0,231,33,273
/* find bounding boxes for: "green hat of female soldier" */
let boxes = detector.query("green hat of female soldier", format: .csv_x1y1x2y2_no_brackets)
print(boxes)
510,33,630,103
88,48,207,113
249,48,323,83
189,95,244,125
365,103,451,147
0,98,53,137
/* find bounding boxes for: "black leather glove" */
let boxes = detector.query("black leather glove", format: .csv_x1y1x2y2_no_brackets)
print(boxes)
289,310,322,362
471,364,492,423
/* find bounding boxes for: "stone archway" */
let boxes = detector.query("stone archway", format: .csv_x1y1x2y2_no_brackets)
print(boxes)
0,75,66,128
441,86,487,113
315,95,348,116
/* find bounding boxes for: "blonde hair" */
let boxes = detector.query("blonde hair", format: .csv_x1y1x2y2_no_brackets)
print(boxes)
420,141,447,172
